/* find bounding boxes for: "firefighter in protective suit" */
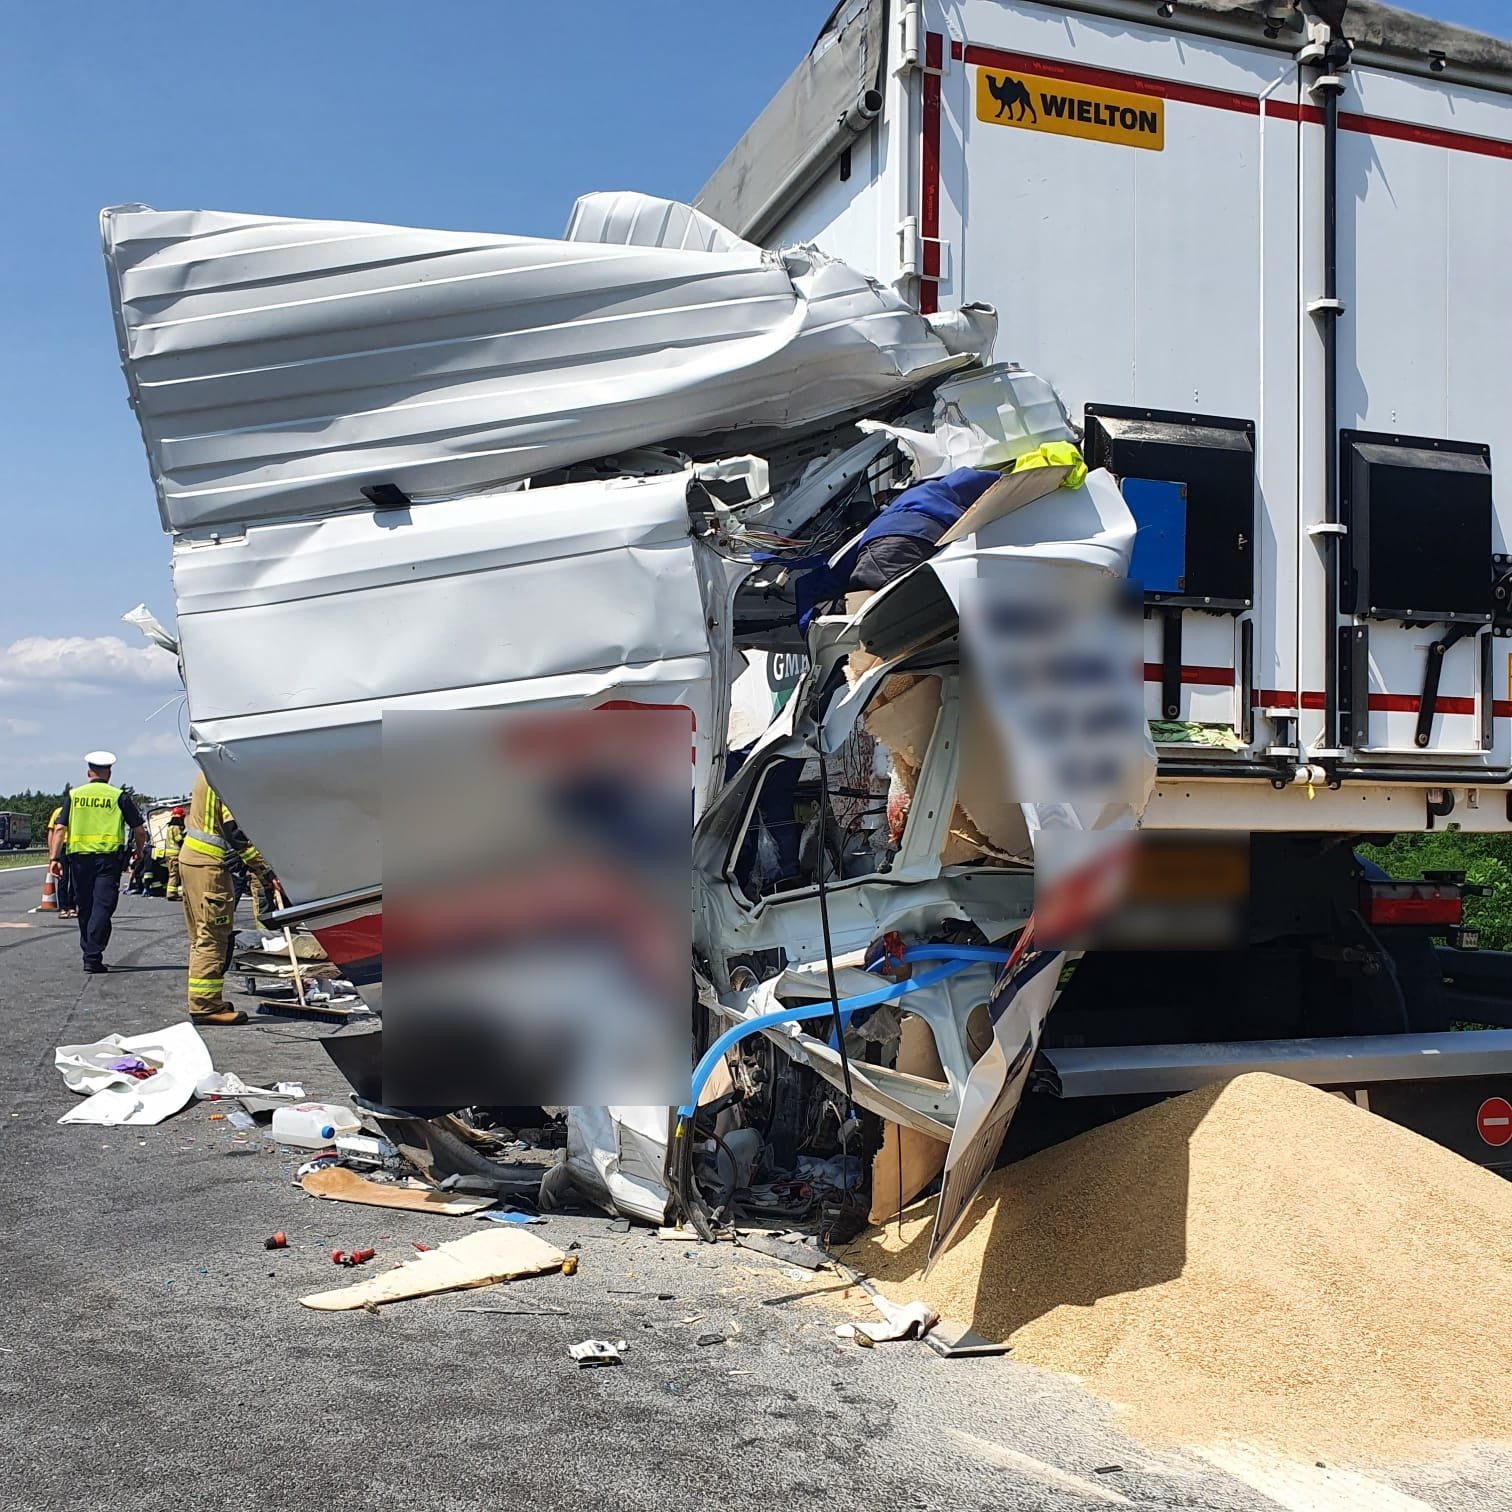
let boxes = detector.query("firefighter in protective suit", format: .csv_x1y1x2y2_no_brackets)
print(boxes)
178,772,271,1025
164,806,186,901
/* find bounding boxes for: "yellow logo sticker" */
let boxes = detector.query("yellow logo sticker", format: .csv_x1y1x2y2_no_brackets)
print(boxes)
977,65,1164,151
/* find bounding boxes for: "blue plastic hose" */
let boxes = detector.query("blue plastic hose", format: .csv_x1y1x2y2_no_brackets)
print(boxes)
679,946,1009,1118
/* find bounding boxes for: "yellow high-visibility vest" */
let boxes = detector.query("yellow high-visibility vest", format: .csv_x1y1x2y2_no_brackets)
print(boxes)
1011,440,1088,490
64,782,127,855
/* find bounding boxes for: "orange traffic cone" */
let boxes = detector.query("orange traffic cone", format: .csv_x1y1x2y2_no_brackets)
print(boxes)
36,868,59,913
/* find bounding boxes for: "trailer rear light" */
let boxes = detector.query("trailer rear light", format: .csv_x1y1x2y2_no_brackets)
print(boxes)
1362,882,1463,928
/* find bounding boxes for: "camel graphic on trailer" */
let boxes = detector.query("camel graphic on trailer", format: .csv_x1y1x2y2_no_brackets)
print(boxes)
987,72,1037,122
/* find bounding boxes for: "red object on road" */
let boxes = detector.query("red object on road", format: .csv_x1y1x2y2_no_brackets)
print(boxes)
1476,1096,1512,1148
332,1247,376,1267
264,1232,287,1250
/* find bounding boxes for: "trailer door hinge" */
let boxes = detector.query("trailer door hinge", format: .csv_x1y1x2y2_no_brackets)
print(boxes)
897,217,920,278
896,0,923,74
1308,521,1348,538
1308,296,1347,317
898,219,950,284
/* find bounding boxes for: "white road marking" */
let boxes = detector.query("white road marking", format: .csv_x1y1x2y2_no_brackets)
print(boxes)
946,1427,1133,1504
1196,1442,1440,1512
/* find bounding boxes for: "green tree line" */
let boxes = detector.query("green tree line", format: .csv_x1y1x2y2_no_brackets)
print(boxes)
0,787,160,846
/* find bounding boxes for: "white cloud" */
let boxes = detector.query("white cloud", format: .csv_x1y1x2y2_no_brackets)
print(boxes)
126,730,187,758
0,636,180,694
0,716,42,737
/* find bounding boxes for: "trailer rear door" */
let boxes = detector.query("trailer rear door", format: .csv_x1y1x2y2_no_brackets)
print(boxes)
1313,61,1512,763
926,0,1302,757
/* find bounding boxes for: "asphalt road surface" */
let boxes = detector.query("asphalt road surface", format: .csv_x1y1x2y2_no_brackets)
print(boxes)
1,866,1507,1512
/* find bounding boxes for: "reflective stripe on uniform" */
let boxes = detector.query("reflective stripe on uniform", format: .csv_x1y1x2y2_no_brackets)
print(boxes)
188,977,224,993
183,828,227,858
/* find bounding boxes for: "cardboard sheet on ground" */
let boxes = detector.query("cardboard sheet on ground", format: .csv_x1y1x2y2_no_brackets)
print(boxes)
55,1022,212,1126
299,1228,566,1311
300,1165,495,1215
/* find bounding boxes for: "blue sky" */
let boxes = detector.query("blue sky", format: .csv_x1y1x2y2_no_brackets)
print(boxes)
1,0,1507,799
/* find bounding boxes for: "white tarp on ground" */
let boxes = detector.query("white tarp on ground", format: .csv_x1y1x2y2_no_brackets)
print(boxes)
102,199,978,535
55,1022,212,1126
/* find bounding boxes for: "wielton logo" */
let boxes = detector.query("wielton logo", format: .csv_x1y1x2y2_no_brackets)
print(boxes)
977,62,1164,151
987,71,1037,123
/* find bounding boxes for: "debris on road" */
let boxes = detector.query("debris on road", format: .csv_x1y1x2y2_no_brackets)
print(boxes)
331,1247,376,1267
55,1023,211,1127
836,1295,937,1346
264,1232,287,1250
270,1101,361,1148
299,1228,567,1311
568,1339,625,1367
332,1132,397,1165
847,1072,1512,1459
299,1165,496,1215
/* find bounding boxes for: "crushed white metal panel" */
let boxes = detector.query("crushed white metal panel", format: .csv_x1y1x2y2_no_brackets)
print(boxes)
564,192,756,255
564,1104,674,1224
101,202,977,534
176,470,726,907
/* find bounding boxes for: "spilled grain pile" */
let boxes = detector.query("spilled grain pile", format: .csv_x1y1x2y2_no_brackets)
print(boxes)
843,1072,1512,1461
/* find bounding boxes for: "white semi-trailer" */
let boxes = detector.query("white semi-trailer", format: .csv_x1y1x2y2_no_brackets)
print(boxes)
103,2,1512,1239
694,0,1512,1174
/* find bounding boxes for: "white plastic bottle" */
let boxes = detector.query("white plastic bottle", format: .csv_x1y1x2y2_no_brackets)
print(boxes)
271,1101,362,1148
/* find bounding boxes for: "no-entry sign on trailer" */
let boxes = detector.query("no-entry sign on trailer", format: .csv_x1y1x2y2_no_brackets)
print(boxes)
1477,1096,1512,1148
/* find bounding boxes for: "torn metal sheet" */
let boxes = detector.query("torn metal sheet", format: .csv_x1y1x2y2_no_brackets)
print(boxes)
101,201,983,534
564,1104,674,1225
858,364,1074,480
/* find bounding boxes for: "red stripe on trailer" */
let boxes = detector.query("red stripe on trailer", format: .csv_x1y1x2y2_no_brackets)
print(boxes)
1341,110,1512,162
1143,662,1234,687
1266,98,1512,160
1265,99,1325,125
1145,669,1498,719
961,43,1261,117
1477,1096,1512,1148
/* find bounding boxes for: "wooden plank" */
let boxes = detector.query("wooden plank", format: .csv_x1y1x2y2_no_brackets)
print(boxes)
300,1165,495,1215
299,1228,566,1311
868,1015,950,1225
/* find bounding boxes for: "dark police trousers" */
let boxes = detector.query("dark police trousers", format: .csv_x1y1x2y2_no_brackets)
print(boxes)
69,853,123,966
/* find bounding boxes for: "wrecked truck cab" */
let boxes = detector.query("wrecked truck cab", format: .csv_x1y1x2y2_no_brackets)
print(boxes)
693,463,1150,1148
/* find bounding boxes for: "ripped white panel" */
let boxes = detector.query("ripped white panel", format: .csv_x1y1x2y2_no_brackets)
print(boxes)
101,202,981,533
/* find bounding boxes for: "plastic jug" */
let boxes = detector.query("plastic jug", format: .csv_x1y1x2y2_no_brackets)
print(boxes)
271,1101,362,1148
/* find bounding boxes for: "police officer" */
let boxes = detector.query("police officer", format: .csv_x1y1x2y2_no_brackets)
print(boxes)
47,752,147,973
178,770,272,1025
